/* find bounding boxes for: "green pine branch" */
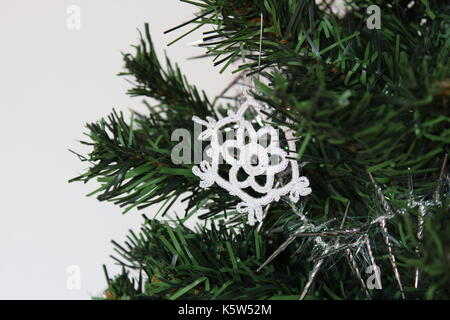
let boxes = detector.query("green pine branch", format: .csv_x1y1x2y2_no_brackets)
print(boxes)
102,194,449,300
70,0,450,300
69,24,222,215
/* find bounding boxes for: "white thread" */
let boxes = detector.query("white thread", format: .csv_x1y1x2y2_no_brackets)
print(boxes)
192,94,312,225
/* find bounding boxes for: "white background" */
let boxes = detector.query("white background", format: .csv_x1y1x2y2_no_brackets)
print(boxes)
0,0,233,299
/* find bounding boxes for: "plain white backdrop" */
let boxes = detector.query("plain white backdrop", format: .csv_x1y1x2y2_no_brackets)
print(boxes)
0,0,233,299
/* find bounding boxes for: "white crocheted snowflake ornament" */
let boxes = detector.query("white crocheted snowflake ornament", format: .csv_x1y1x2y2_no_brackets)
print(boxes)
192,94,312,226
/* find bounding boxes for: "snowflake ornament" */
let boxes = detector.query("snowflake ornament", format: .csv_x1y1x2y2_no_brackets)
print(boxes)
192,94,312,225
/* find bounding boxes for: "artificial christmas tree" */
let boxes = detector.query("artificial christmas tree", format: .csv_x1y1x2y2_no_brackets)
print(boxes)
71,0,449,300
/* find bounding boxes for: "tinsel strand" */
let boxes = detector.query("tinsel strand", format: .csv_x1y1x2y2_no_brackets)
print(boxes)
369,173,405,299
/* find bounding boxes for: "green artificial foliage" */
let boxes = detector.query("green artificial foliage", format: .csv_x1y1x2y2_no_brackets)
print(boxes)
71,0,449,300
